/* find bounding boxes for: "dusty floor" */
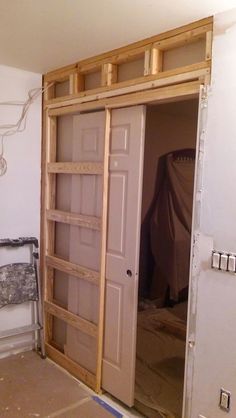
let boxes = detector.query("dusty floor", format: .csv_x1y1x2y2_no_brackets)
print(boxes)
135,303,187,418
0,351,142,418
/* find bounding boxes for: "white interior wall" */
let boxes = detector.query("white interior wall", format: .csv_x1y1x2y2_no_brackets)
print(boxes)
0,65,42,358
187,8,236,418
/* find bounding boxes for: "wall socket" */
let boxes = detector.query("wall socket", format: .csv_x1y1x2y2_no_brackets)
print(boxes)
219,388,231,412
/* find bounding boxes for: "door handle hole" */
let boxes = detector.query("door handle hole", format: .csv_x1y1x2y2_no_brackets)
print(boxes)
126,269,132,277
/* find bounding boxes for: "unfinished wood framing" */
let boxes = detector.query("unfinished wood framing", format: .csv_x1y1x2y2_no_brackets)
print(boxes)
45,343,96,389
42,106,111,392
46,255,100,285
47,162,104,175
44,16,213,107
41,16,213,393
44,301,98,338
46,62,210,110
95,108,111,392
46,209,101,230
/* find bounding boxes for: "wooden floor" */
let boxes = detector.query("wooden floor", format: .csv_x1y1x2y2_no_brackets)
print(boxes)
0,351,141,418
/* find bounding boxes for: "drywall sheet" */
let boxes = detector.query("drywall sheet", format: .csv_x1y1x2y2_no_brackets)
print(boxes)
188,8,236,418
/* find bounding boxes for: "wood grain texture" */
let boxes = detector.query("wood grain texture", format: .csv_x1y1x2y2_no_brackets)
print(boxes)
150,47,163,75
45,343,96,389
46,61,210,110
44,115,57,343
48,81,201,117
95,108,111,392
47,162,104,175
44,16,213,82
43,17,212,105
101,63,118,86
205,30,213,61
46,209,101,230
153,23,212,50
46,254,100,285
44,301,98,338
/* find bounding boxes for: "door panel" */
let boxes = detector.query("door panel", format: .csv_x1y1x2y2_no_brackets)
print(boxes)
64,111,105,373
102,106,146,406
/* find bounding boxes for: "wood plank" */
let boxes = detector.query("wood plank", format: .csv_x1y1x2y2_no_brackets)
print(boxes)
44,81,55,101
205,30,213,61
75,16,213,68
150,47,163,75
45,66,77,83
101,63,118,86
46,254,100,285
44,301,98,338
47,162,104,175
44,18,212,84
40,104,47,325
69,73,78,95
45,343,96,390
46,209,101,230
144,49,151,76
46,61,210,109
154,23,212,50
107,81,200,109
48,81,201,117
96,109,111,392
45,114,57,343
79,45,146,74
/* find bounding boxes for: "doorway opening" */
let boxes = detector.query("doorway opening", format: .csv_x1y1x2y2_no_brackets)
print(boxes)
135,98,199,418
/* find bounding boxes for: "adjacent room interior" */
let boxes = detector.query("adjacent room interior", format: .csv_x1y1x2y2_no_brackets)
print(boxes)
135,99,198,418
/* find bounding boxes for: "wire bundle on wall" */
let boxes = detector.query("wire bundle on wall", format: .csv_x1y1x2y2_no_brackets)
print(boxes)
0,84,51,176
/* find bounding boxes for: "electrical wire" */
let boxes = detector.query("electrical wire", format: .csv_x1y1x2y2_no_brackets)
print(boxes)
0,83,53,176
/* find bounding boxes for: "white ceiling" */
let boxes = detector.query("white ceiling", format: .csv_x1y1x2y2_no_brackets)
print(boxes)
0,0,236,74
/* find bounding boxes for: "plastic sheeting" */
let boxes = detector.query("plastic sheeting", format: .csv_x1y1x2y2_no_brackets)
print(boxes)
139,149,195,303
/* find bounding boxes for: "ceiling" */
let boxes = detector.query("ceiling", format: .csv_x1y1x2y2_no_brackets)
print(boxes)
0,0,235,74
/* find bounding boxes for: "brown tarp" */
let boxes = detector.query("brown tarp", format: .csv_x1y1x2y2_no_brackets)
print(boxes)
139,149,195,303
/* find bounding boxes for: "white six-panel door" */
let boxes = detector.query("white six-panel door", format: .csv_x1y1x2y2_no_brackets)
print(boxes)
65,111,105,374
102,106,146,406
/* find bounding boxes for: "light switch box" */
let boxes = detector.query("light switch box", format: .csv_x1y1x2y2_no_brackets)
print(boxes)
228,255,236,273
212,250,236,274
219,388,231,412
212,252,220,269
220,254,228,271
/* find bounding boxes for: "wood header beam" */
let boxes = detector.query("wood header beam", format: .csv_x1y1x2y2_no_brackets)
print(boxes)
48,81,201,117
45,61,210,110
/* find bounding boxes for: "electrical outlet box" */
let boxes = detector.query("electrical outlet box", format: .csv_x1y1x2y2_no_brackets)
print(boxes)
219,388,231,412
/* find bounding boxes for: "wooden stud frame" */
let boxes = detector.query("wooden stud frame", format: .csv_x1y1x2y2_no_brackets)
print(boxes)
43,16,213,108
42,107,111,390
41,16,213,393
